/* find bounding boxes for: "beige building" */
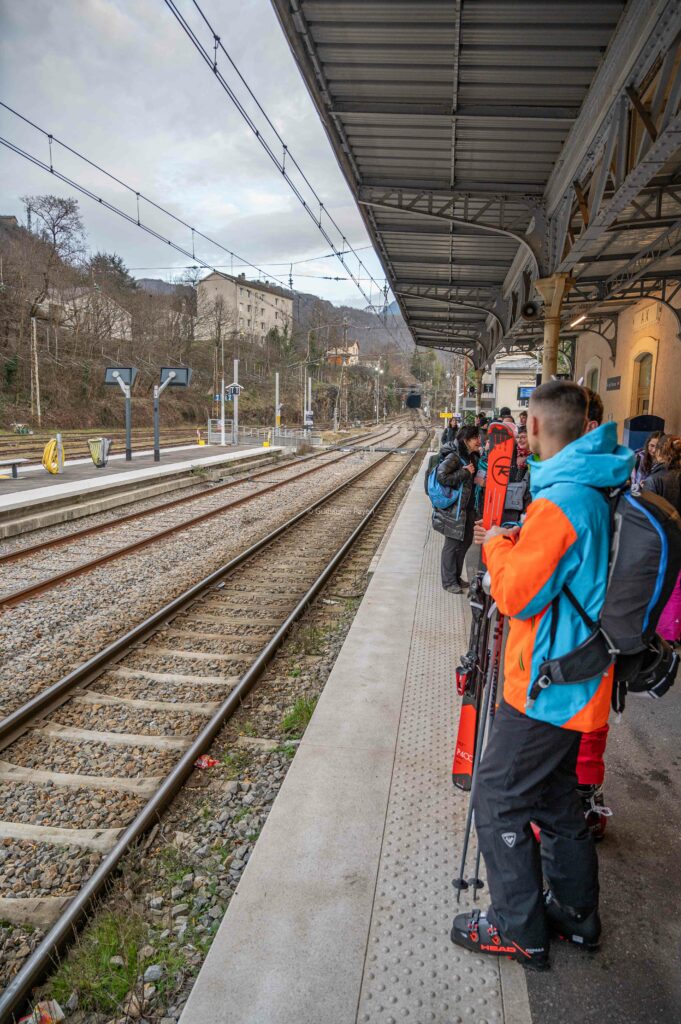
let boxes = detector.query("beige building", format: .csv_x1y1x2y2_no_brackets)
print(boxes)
197,272,293,344
327,340,360,366
38,286,132,344
574,297,681,435
492,354,538,415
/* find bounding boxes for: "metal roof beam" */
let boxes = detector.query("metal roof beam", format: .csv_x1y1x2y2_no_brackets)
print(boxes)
557,110,681,273
390,255,510,269
331,102,578,122
361,177,545,195
607,216,681,232
545,0,680,215
359,195,541,275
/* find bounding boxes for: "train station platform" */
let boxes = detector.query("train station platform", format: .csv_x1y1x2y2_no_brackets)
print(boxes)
0,445,284,538
178,453,681,1024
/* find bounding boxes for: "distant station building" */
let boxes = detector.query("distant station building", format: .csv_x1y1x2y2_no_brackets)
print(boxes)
197,272,293,344
327,340,360,366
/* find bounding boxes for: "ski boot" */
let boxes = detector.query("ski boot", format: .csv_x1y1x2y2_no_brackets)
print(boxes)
544,890,601,950
450,908,549,971
578,783,612,841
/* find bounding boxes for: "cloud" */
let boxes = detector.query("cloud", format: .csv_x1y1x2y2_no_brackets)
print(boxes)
0,0,390,309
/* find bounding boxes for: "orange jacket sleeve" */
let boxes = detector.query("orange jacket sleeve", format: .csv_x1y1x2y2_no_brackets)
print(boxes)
484,497,579,620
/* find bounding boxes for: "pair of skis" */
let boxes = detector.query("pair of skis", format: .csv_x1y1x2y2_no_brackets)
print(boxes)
452,422,516,790
451,422,516,897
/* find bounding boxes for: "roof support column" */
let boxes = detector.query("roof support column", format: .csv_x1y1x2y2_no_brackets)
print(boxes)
474,368,484,413
534,273,572,380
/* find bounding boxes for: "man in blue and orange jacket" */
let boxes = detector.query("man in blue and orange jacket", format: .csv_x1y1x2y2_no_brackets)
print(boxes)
451,381,634,970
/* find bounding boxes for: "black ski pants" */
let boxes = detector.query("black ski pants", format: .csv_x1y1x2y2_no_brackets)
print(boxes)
473,701,598,952
440,517,474,588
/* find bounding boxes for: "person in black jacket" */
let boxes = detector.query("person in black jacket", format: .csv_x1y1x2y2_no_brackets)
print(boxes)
432,425,481,593
440,416,460,446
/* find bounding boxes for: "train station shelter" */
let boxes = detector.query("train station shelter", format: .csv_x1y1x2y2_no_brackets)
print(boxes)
273,0,681,432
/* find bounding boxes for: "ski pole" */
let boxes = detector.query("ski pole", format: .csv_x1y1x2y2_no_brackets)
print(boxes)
470,612,505,900
453,594,496,900
452,654,494,900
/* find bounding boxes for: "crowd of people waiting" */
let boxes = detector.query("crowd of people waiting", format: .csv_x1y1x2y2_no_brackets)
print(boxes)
432,382,680,970
432,398,681,650
430,385,679,966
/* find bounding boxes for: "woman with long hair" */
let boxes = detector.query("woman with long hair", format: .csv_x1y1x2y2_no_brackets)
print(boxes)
631,430,663,492
643,434,681,644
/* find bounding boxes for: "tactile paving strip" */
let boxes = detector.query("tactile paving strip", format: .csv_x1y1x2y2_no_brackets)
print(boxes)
356,529,513,1024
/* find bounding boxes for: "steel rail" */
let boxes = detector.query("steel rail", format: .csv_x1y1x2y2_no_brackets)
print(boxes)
0,431,421,744
0,433,427,1020
0,427,402,609
0,423,399,567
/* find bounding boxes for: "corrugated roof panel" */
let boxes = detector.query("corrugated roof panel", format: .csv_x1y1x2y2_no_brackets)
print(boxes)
271,0,678,354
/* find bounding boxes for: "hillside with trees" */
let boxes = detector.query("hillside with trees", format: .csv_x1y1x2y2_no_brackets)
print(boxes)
0,197,416,432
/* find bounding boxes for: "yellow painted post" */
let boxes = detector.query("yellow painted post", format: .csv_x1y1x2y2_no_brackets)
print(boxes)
534,273,573,380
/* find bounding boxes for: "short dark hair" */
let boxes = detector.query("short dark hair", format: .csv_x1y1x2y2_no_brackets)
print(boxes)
458,425,480,445
529,380,587,443
519,409,528,420
584,387,603,425
499,406,511,417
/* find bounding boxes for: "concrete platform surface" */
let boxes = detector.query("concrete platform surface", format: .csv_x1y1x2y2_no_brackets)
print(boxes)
179,457,529,1024
0,445,283,513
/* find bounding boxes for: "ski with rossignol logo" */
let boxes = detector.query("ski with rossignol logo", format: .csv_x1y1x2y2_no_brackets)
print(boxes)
451,422,515,790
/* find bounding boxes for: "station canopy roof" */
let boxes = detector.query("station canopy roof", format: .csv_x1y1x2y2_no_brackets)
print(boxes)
272,0,681,366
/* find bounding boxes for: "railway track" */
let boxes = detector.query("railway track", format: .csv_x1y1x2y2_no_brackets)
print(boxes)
0,423,401,608
0,427,428,1018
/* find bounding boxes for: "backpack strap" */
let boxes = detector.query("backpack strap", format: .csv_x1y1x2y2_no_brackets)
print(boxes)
562,584,597,631
548,585,596,652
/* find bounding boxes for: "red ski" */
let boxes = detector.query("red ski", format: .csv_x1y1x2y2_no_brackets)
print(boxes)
452,423,515,790
482,423,516,532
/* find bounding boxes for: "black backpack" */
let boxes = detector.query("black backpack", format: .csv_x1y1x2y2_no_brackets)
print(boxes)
531,487,681,712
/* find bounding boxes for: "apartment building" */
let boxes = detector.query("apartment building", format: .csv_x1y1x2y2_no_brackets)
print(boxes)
197,272,294,343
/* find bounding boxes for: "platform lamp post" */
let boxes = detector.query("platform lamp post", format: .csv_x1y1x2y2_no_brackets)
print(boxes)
155,368,193,462
104,367,139,461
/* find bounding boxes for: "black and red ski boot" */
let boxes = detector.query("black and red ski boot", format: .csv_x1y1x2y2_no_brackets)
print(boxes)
578,784,612,841
544,890,601,950
450,909,549,971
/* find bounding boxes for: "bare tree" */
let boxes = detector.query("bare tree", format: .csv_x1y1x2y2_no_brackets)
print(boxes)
23,195,86,264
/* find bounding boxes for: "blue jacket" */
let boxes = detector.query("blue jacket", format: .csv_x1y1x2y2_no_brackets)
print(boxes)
485,424,634,730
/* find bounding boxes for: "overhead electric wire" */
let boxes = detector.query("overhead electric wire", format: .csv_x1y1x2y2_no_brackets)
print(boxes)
0,103,398,336
0,100,291,291
127,264,382,282
162,0,407,351
0,134,296,329
0,109,298,327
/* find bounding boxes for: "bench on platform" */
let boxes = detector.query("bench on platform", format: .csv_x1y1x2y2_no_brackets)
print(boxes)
0,458,31,479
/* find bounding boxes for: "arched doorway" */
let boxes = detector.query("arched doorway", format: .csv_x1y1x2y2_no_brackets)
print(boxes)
633,352,653,415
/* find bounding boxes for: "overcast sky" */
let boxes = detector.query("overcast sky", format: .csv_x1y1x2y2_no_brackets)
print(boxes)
0,0,388,308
